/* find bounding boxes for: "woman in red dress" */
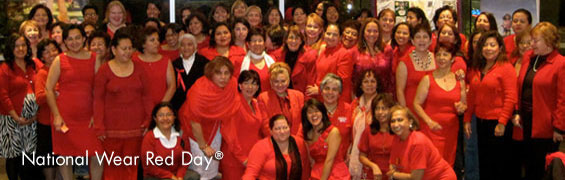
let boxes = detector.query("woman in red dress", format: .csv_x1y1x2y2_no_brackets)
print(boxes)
320,74,352,161
243,115,310,180
35,39,62,180
504,9,532,57
280,25,318,93
220,70,264,180
302,99,351,180
391,23,414,74
387,105,457,180
354,18,394,94
258,63,305,136
179,56,240,179
46,25,104,180
186,12,210,49
159,23,182,60
358,94,395,180
133,27,175,104
198,23,246,63
234,28,276,92
308,24,354,102
413,45,467,166
141,103,188,180
94,31,154,180
395,24,436,113
0,34,42,180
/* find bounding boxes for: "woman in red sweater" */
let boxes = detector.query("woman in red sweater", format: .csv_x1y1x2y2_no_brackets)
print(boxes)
320,74,352,161
141,102,188,180
512,22,565,180
463,30,517,179
133,27,175,104
94,31,154,180
198,22,246,63
387,105,456,180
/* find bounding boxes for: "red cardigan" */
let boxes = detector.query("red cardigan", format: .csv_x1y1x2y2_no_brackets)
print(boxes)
0,59,42,115
464,62,517,124
35,65,56,125
514,50,565,139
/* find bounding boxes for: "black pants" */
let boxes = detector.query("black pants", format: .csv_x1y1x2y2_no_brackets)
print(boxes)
5,156,43,180
476,118,513,180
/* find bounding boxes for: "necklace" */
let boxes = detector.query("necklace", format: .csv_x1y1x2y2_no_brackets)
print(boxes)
412,51,431,70
533,55,540,72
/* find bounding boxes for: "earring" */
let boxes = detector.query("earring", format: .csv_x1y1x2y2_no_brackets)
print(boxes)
409,124,413,129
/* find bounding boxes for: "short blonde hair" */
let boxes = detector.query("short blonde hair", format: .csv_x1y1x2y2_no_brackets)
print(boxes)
231,0,248,16
246,5,262,17
269,62,291,79
19,20,41,39
531,22,560,50
104,1,127,25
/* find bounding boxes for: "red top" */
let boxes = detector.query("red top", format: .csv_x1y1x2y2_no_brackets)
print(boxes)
179,76,240,144
0,59,41,115
398,52,436,112
267,47,285,62
420,74,461,165
389,131,456,180
328,101,353,160
132,54,170,104
309,125,351,180
290,49,318,93
358,127,394,180
197,36,210,49
464,62,517,124
35,65,57,125
514,50,565,139
452,56,467,74
233,59,272,93
258,89,304,137
93,61,153,138
197,45,245,63
158,47,180,61
546,152,565,169
315,44,354,103
392,44,415,74
354,45,395,93
141,130,188,179
504,34,516,58
242,136,311,180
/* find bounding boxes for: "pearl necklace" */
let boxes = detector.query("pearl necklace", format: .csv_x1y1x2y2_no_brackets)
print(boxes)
533,55,540,72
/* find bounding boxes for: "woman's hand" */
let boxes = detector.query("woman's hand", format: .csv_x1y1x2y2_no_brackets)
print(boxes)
455,69,465,81
305,85,319,96
494,123,505,137
512,114,521,128
454,101,467,114
202,146,216,157
553,131,563,142
464,122,472,138
426,120,442,131
372,165,382,180
53,114,65,132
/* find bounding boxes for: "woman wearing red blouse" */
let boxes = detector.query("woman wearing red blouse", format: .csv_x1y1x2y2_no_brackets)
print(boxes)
512,22,565,180
503,9,532,57
141,103,188,180
242,115,310,180
186,12,210,49
198,22,246,63
234,28,276,92
307,24,354,103
358,94,395,180
46,25,104,180
0,34,42,180
303,99,351,180
94,32,153,180
413,45,467,166
354,18,395,94
391,22,414,74
320,74,352,161
34,39,62,180
387,105,456,180
220,70,264,180
159,24,182,60
463,30,517,179
133,27,175,104
258,63,304,136
179,56,241,179
280,25,318,93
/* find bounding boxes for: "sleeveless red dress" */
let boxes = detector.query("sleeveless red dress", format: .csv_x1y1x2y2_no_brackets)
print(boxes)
52,52,103,156
421,74,461,165
309,125,351,180
399,53,435,114
132,54,169,104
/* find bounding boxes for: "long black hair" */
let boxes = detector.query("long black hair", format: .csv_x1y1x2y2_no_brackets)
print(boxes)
269,114,303,180
369,93,395,135
301,99,331,141
3,34,34,70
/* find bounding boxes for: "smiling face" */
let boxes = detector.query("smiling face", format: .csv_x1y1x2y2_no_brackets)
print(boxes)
306,19,322,42
213,6,229,23
143,32,160,54
390,109,412,138
248,35,265,55
286,32,302,52
364,22,380,47
233,4,247,18
411,30,431,51
239,79,259,99
234,23,249,42
154,106,175,132
14,37,28,60
322,80,340,105
24,25,40,44
165,29,179,47
293,8,306,25
481,37,501,62
109,5,124,26
324,25,340,47
270,72,290,94
212,66,231,88
271,118,291,143
90,37,108,59
214,25,232,47
146,3,160,19
435,48,453,69
64,28,85,53
179,38,196,58
307,106,323,127
379,12,395,33
394,24,410,46
361,72,377,96
531,33,552,55
268,9,281,26
246,9,262,27
112,38,134,62
33,8,49,28
50,26,63,44
189,17,203,35
342,27,358,49
41,43,59,66
84,8,99,24
475,14,490,31
373,101,391,124
326,6,339,23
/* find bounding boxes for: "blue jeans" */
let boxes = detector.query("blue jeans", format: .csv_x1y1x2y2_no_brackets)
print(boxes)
465,115,479,180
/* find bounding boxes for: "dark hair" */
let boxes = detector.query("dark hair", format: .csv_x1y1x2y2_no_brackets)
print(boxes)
436,24,462,54
246,27,265,42
301,99,331,141
470,30,507,71
161,23,183,43
510,30,531,58
341,19,361,34
63,24,87,48
391,22,411,49
138,27,159,53
432,5,458,30
3,34,34,70
88,31,111,50
377,9,395,22
268,114,303,180
434,43,458,59
355,8,373,19
369,93,395,135
179,6,192,26
50,22,68,34
466,30,483,67
209,2,230,24
264,7,284,27
146,1,162,19
291,6,309,22
237,70,261,97
410,24,432,40
186,12,209,35
513,8,532,25
389,105,420,133
322,2,340,24
110,28,134,59
209,22,232,47
204,56,234,80
358,18,384,53
407,7,430,30
82,4,98,15
283,25,305,70
353,68,380,97
266,25,286,48
28,4,53,30
149,102,181,132
144,18,163,33
232,18,251,41
474,12,498,32
37,39,62,63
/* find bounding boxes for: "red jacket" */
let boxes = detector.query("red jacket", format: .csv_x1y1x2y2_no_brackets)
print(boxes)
257,89,304,137
464,62,517,124
514,50,565,139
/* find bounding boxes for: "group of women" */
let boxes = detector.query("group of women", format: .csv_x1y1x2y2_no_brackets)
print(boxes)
0,1,564,180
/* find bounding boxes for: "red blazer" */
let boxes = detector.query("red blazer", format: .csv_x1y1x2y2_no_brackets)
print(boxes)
257,89,304,137
514,50,565,139
464,62,517,124
141,130,188,179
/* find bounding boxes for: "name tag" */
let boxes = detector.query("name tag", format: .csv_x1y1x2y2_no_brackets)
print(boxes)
338,117,347,123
